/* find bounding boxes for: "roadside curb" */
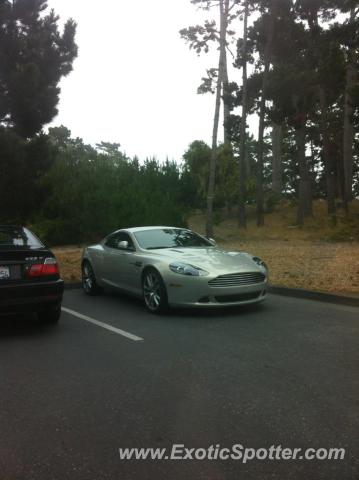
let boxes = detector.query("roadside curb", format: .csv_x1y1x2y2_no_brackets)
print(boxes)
268,285,359,308
64,281,359,307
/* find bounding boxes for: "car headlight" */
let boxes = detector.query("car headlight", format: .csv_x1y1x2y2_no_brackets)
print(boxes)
169,262,209,276
253,257,268,271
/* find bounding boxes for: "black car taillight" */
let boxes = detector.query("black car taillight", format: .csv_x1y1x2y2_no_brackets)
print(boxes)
26,257,60,278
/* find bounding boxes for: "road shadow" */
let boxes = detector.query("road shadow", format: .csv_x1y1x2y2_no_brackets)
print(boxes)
169,301,267,319
100,287,146,311
0,313,56,338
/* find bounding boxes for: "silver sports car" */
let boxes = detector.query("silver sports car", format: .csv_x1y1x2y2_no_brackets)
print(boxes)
81,226,268,313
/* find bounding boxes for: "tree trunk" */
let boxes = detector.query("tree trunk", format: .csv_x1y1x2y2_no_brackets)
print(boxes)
222,48,230,145
206,59,222,237
343,9,356,206
256,102,266,226
206,0,229,237
296,124,313,225
271,122,282,194
319,88,336,216
256,0,278,227
337,151,346,207
238,0,248,228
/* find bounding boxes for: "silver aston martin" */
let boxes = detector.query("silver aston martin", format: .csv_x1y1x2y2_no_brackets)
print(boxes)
81,226,268,313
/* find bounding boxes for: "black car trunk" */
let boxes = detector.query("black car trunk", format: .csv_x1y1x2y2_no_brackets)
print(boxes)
0,247,51,285
0,227,63,314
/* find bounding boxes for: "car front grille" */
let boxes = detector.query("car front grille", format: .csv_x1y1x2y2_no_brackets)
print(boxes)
215,291,262,303
208,272,265,288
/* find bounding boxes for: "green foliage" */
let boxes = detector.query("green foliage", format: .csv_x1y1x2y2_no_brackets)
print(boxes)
183,140,211,207
215,143,238,207
30,138,189,245
182,140,242,209
0,129,27,222
1,120,191,245
0,128,57,223
0,1,77,137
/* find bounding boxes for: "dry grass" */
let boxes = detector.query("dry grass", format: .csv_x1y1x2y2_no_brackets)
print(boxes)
53,200,359,296
189,199,359,243
220,240,359,295
52,246,82,283
189,199,359,296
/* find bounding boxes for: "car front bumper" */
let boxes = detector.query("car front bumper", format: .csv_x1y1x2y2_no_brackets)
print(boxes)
165,272,267,308
0,279,64,315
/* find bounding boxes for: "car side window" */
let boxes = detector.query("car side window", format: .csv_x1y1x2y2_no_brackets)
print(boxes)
105,232,135,251
104,233,118,249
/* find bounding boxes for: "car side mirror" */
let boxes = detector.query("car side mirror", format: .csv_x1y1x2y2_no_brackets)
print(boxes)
117,240,129,250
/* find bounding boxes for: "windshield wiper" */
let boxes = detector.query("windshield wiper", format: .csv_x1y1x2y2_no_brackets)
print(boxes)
146,246,172,250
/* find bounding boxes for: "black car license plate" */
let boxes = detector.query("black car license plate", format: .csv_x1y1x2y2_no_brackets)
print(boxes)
0,266,10,280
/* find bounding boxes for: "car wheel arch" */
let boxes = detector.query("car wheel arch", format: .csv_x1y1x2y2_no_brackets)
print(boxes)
82,257,96,272
141,265,163,283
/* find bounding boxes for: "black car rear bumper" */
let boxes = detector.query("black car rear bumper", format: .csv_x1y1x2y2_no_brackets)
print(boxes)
0,279,64,315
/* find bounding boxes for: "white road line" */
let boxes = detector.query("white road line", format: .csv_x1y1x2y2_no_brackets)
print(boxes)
61,307,144,342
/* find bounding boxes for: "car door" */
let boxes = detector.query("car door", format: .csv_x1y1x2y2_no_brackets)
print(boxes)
102,232,138,292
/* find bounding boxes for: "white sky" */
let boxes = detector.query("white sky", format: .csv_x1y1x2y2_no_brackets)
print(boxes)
47,0,240,162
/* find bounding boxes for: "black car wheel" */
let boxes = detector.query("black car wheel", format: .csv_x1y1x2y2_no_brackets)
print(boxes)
38,305,61,324
142,268,168,314
82,261,102,296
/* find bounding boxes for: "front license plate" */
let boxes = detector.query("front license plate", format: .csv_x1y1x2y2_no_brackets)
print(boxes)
0,266,10,280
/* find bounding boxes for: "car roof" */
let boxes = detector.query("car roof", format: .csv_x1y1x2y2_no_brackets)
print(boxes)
122,226,186,234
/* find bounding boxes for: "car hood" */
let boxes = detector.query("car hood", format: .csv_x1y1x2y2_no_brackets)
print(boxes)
150,247,262,274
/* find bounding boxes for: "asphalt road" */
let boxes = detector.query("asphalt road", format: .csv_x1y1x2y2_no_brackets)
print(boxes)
0,289,358,480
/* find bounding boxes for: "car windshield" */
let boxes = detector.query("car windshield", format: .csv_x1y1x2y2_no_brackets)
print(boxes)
134,228,212,250
0,226,43,247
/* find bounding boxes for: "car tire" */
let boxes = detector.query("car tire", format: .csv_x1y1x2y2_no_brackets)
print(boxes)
142,268,168,314
82,261,102,296
38,305,61,324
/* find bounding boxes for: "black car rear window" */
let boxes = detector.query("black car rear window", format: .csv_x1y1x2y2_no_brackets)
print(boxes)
0,226,43,247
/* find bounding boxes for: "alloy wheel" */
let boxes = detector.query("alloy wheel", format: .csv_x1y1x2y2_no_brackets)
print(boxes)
82,264,93,293
143,271,162,311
